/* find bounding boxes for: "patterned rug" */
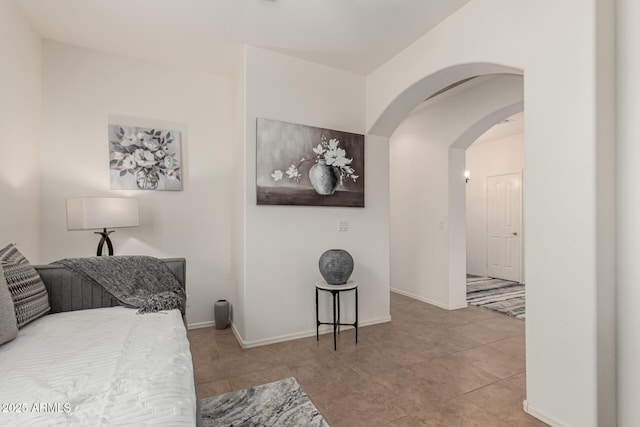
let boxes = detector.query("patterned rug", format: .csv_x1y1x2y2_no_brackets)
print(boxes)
466,276,525,320
200,377,328,427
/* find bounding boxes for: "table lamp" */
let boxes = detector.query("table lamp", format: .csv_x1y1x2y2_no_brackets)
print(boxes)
66,197,139,256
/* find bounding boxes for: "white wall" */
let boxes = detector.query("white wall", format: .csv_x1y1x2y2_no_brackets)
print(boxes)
238,46,390,346
369,0,616,425
617,0,640,424
390,75,523,310
0,1,42,261
39,41,233,327
465,133,524,277
230,54,247,338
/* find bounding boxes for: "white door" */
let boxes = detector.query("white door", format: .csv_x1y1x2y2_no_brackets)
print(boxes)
486,172,522,282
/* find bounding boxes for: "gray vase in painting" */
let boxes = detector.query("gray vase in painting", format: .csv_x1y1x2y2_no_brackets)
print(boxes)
319,249,354,285
135,168,160,190
309,160,340,195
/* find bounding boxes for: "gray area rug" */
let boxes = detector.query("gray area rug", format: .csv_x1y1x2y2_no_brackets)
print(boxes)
466,277,525,320
200,377,329,427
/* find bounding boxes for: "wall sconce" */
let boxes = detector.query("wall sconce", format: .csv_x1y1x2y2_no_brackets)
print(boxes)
66,197,139,256
464,170,471,183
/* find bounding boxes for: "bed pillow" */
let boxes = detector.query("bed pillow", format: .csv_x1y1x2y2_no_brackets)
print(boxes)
0,244,50,328
0,263,18,345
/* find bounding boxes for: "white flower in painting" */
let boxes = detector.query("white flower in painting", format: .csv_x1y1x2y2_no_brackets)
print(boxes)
122,154,136,170
142,137,161,152
133,149,156,167
286,165,300,179
325,147,352,168
164,156,177,169
120,133,139,146
312,144,326,155
109,126,183,187
269,134,359,190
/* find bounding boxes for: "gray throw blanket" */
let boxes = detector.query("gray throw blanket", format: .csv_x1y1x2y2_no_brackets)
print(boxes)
53,256,185,315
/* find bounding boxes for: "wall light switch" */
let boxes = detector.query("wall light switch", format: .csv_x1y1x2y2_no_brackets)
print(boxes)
338,220,349,232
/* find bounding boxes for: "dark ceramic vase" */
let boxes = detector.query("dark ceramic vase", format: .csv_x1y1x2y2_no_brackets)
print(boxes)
214,299,229,329
319,249,354,285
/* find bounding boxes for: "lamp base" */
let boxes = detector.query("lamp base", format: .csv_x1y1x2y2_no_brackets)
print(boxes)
94,228,114,256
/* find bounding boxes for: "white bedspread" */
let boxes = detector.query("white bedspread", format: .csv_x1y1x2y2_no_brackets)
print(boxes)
0,307,196,426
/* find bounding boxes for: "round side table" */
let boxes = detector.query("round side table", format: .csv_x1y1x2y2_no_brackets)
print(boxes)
315,280,358,351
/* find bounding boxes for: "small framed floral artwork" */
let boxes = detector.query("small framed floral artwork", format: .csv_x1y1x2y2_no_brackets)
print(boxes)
256,118,364,207
108,124,182,191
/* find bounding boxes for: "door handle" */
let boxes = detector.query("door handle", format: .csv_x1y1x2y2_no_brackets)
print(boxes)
512,232,519,236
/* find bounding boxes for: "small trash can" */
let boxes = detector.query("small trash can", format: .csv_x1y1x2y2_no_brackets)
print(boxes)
214,299,230,329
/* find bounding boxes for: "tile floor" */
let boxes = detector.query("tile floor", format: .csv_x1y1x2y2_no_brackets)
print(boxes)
189,292,547,426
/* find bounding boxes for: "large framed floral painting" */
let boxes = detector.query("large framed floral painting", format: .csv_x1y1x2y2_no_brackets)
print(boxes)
108,124,182,191
256,118,364,207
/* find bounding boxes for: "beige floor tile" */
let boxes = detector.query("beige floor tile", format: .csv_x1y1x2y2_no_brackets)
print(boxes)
194,359,231,384
187,328,212,341
228,365,293,391
450,305,500,322
477,315,526,335
390,292,415,306
462,376,547,426
450,345,525,379
498,408,549,426
415,328,484,354
448,322,521,344
372,357,501,409
286,354,346,382
188,292,546,426
388,415,430,427
402,400,512,427
298,365,380,398
312,387,406,427
262,339,323,363
190,342,220,365
507,372,527,390
488,334,527,360
197,379,231,398
218,354,283,378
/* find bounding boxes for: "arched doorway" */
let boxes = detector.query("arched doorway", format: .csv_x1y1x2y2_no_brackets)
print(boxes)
383,69,524,310
365,2,615,423
449,101,524,308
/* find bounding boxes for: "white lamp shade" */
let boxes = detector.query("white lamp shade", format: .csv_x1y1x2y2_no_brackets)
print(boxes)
66,197,139,230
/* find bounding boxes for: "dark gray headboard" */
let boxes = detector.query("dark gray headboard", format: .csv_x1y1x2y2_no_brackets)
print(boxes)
34,258,186,314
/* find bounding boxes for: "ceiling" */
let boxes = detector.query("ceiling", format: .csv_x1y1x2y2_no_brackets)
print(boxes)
410,75,524,144
474,111,524,144
16,0,470,75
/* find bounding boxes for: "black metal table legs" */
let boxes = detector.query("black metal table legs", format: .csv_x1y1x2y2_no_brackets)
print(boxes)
315,285,358,351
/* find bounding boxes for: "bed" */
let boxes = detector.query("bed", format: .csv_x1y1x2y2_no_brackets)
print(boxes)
0,258,200,426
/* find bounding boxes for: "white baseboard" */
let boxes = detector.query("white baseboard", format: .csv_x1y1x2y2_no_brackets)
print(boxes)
231,317,391,349
187,320,215,330
523,400,566,427
390,287,468,310
230,322,242,345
